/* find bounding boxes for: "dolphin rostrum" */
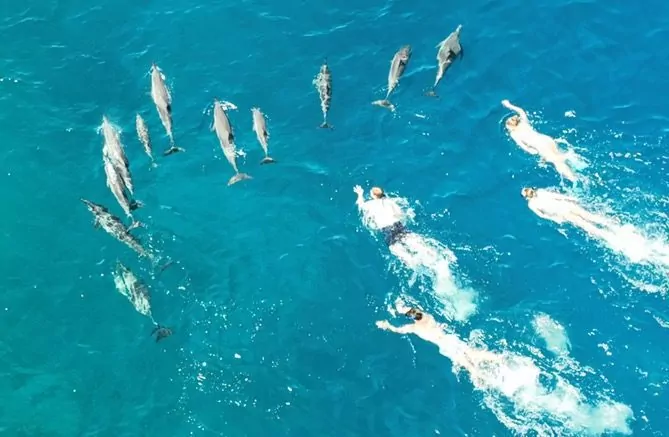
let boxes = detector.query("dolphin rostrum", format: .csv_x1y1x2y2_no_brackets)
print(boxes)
426,25,463,97
212,100,252,185
135,113,156,168
80,198,153,262
313,60,332,128
373,45,412,111
100,116,134,195
113,261,172,342
251,107,276,164
150,63,184,156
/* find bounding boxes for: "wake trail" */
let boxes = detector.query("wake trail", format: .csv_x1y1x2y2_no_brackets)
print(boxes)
360,195,477,322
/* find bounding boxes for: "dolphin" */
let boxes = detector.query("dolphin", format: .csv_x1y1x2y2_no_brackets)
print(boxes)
251,107,275,164
313,60,332,128
100,116,134,195
373,45,412,111
113,261,173,342
150,63,184,156
212,100,251,185
103,154,142,218
426,25,463,97
80,198,152,261
135,114,156,168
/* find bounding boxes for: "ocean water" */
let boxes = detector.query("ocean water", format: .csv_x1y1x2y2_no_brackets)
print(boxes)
2,0,669,435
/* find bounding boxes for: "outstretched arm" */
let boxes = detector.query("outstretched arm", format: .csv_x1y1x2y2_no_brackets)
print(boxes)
353,185,366,210
376,320,414,335
502,99,529,123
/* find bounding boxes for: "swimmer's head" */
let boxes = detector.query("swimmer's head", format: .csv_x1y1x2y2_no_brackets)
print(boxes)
404,308,424,321
521,187,537,199
370,187,385,199
505,115,521,129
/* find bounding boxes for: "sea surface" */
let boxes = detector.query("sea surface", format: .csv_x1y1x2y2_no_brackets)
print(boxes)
2,0,669,435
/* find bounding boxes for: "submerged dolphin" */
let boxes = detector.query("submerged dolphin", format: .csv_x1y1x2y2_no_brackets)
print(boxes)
80,198,153,262
113,261,172,342
135,113,156,168
313,60,332,128
426,25,463,97
150,63,184,156
251,107,276,164
212,100,251,185
373,45,412,111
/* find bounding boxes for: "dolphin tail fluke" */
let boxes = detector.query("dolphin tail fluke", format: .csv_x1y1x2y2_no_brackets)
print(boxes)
151,324,173,342
319,121,332,129
260,156,277,165
372,99,396,111
128,220,145,231
227,173,252,186
424,89,438,97
150,161,159,170
130,200,144,211
162,145,185,156
151,254,174,275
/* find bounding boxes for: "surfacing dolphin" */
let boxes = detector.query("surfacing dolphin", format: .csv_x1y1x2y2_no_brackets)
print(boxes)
212,99,252,185
426,25,463,97
372,45,412,111
150,63,184,156
100,116,134,195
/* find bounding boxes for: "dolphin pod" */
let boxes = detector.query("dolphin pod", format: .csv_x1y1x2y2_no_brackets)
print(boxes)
81,27,465,341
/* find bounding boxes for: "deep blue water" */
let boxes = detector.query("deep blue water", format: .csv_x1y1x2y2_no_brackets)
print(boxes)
2,0,669,435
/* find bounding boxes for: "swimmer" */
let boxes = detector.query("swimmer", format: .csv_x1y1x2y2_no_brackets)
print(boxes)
376,299,504,373
502,99,579,183
354,185,410,246
521,187,619,239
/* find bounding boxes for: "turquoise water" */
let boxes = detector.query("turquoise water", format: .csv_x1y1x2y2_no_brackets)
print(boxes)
2,0,669,435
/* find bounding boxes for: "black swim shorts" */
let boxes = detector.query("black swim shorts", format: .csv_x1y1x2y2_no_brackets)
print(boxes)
380,222,407,246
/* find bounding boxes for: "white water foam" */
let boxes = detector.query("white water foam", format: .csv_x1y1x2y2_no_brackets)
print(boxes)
554,125,669,292
360,195,478,321
529,189,669,291
390,316,634,435
532,313,571,356
388,232,477,322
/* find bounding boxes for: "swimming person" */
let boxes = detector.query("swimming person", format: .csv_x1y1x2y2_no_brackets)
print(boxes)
376,299,503,372
354,185,477,321
502,99,579,183
354,185,410,246
521,187,619,240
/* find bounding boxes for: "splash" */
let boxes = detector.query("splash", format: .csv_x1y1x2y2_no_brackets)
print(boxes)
532,313,571,356
359,194,477,321
529,189,669,290
403,323,633,435
389,233,477,322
